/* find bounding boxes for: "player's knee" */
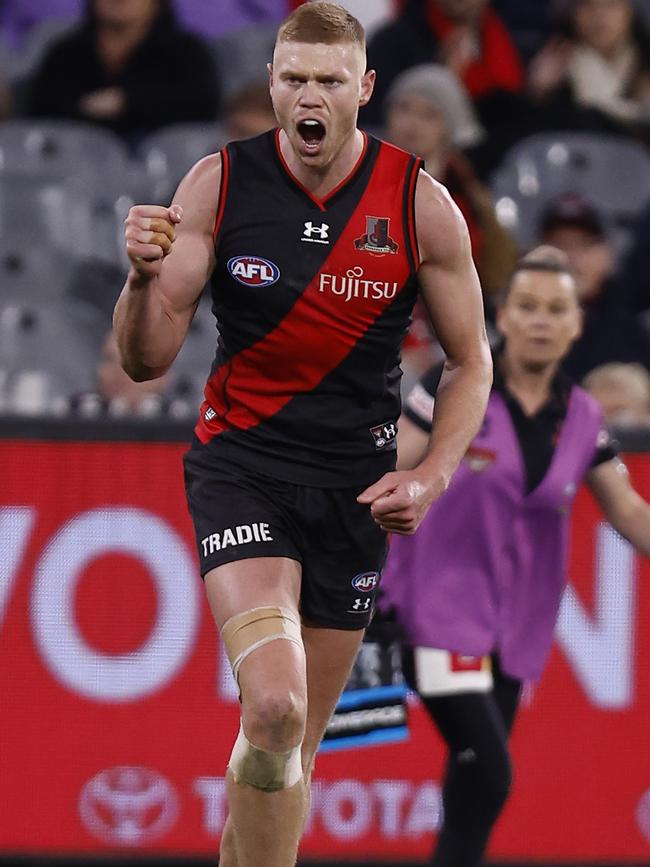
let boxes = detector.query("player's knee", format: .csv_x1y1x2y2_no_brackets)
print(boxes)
243,686,306,752
229,715,304,792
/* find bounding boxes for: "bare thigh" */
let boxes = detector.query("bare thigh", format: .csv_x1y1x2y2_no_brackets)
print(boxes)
205,557,306,726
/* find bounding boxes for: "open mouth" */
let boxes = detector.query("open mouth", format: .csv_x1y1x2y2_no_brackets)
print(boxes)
297,119,326,152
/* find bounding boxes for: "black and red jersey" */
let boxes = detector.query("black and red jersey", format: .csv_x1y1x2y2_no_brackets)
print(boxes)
194,129,422,486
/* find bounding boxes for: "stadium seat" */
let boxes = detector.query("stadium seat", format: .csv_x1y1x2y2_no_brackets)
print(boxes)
491,132,650,249
211,23,276,100
0,119,132,195
0,173,128,265
169,293,218,408
0,299,104,413
136,122,226,203
0,234,76,304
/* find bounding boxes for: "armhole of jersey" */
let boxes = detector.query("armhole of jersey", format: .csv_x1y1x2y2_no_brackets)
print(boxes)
403,156,423,275
213,146,230,247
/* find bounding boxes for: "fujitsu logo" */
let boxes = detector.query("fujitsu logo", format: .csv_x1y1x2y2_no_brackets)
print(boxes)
319,267,398,303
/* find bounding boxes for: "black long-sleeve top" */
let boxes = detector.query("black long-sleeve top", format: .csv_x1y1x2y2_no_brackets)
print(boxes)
27,5,220,143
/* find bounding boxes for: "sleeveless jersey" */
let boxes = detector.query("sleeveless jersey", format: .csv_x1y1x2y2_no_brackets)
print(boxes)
194,129,422,487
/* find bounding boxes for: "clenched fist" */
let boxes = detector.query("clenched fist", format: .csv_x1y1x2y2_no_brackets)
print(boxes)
357,469,449,535
124,204,183,278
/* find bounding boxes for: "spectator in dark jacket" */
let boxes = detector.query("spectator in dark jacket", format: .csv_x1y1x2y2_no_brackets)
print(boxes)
364,0,524,126
384,63,517,299
540,193,650,379
528,0,650,141
619,202,650,316
27,0,220,145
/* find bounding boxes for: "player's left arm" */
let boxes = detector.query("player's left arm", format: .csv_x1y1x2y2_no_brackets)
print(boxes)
587,458,650,558
358,171,492,534
411,171,492,491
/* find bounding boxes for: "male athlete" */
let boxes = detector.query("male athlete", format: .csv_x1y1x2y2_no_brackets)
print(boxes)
113,4,492,865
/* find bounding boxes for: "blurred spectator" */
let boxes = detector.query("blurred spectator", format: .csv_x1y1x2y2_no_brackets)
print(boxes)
225,80,277,141
619,201,650,315
26,0,220,146
0,0,82,50
0,80,10,120
528,0,650,140
583,361,650,427
69,330,171,417
492,0,555,63
384,64,518,298
175,0,286,39
67,258,126,321
540,193,650,378
0,46,11,120
365,0,525,127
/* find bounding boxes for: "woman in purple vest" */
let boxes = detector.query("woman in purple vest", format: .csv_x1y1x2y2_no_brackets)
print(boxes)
379,245,650,866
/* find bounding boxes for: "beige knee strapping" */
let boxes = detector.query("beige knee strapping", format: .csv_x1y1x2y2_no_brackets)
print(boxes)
229,722,303,791
221,605,303,681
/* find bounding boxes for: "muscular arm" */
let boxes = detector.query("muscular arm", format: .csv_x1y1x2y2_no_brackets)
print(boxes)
414,171,492,488
587,459,650,558
358,171,492,533
396,414,430,471
113,153,221,381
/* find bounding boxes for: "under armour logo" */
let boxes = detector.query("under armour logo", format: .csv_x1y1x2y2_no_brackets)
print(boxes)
302,221,330,244
352,597,372,611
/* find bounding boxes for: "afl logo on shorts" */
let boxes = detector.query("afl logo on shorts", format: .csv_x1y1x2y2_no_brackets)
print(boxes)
351,571,379,592
228,255,280,287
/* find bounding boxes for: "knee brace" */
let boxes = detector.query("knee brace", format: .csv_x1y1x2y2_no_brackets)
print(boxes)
229,722,303,791
221,605,303,682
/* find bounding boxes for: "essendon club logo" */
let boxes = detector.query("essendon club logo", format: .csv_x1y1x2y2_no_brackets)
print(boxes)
354,216,399,255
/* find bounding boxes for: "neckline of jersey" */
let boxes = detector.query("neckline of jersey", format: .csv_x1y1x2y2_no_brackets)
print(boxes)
273,128,369,212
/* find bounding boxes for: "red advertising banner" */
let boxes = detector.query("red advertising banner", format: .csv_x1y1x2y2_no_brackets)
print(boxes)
1,439,649,860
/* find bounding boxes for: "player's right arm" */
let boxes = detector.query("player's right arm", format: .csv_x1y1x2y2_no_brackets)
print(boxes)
113,153,221,381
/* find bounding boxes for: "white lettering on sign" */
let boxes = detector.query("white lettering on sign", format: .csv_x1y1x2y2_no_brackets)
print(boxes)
0,506,640,711
556,523,636,709
0,507,35,627
193,777,228,835
30,507,200,702
193,777,442,839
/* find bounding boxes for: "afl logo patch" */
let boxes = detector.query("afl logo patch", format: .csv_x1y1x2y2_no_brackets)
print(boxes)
228,255,280,287
351,571,379,592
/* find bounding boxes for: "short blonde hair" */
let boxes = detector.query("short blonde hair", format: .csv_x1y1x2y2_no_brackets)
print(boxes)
277,1,365,49
583,363,650,410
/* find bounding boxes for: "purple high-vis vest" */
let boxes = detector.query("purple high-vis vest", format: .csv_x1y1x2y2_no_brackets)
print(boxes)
381,385,604,681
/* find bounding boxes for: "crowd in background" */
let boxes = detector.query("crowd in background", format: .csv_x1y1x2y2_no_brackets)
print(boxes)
0,0,649,429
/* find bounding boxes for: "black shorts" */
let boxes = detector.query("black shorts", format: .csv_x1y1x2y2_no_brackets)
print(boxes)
183,445,388,629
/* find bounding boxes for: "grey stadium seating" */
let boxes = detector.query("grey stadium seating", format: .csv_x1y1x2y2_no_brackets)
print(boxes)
0,119,132,195
211,23,276,100
0,173,127,265
491,132,650,250
0,299,105,414
0,234,77,304
136,122,226,203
